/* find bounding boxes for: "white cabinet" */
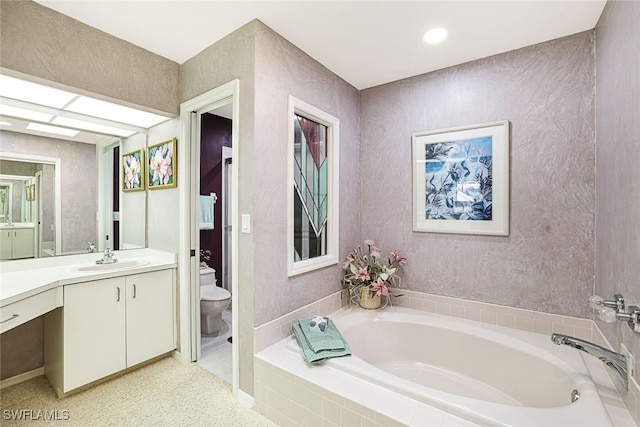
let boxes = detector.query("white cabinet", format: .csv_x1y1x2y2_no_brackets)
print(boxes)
63,276,127,391
44,269,175,395
0,227,34,260
125,270,175,366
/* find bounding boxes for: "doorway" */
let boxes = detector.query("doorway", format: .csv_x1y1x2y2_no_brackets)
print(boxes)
178,80,240,398
197,109,233,382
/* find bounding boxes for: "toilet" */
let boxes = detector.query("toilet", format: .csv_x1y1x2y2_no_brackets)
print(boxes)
199,267,231,336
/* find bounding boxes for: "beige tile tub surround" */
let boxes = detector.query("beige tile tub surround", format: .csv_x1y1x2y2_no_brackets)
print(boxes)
394,290,594,341
254,289,638,426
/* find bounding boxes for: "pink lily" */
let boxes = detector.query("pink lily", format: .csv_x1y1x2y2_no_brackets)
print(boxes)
354,267,370,282
391,250,407,266
371,278,389,296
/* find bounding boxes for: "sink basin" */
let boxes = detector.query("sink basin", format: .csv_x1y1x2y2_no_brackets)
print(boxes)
72,259,150,272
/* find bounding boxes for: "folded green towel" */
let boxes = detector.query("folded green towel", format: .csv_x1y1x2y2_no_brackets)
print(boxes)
292,319,351,364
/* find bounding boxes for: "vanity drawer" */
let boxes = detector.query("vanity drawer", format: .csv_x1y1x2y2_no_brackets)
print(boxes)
0,288,62,334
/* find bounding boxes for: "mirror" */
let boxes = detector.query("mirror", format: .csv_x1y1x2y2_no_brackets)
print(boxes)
0,72,170,259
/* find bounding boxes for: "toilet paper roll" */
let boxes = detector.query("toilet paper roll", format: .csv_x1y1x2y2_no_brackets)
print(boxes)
309,315,329,333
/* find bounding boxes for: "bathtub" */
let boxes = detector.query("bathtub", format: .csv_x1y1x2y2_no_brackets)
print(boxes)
266,306,616,426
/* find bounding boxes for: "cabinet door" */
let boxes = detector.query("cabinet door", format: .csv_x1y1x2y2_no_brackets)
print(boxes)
64,277,126,392
126,270,175,367
0,231,11,259
12,228,34,259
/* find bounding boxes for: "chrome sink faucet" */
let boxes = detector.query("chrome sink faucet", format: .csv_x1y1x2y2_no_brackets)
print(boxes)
96,247,118,265
551,333,628,390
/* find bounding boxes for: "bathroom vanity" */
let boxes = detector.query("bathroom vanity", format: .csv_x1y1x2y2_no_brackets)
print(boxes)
0,223,35,260
0,249,176,395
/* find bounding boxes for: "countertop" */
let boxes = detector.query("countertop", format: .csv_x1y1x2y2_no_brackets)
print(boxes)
0,248,177,307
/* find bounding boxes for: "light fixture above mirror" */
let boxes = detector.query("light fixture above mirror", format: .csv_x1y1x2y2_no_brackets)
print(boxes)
0,72,171,144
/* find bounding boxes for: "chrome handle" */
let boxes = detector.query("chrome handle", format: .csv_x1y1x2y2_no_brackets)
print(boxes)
117,286,121,302
132,284,136,299
1,314,19,324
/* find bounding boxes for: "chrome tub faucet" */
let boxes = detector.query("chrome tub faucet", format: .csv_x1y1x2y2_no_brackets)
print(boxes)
551,333,628,390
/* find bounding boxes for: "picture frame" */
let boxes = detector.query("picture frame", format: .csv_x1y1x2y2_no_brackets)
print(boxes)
412,120,510,236
122,148,145,192
148,138,177,190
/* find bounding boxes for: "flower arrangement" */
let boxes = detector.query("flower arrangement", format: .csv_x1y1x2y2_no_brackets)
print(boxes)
200,249,211,269
342,239,407,308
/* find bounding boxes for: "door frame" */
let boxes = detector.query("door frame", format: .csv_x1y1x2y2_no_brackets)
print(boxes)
178,80,240,397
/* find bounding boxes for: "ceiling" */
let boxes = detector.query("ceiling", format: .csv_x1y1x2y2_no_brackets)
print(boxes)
34,0,607,90
2,1,607,144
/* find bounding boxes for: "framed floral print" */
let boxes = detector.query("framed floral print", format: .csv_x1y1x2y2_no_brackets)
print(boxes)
412,121,510,236
148,138,177,190
122,148,145,192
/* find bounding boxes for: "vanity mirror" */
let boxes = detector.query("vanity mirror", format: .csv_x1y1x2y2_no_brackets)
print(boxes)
0,152,61,259
0,71,171,260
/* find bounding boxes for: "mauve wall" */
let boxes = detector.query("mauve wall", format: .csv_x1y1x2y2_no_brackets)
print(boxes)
180,21,257,395
595,0,640,394
252,21,361,325
0,1,179,115
360,31,595,318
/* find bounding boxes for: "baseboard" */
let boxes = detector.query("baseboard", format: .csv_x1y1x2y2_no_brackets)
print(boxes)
171,349,186,363
236,388,254,408
0,367,44,390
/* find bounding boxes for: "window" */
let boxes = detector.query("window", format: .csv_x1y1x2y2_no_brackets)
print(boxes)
287,96,339,276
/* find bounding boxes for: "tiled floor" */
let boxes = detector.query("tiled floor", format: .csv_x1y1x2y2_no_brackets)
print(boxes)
198,308,232,384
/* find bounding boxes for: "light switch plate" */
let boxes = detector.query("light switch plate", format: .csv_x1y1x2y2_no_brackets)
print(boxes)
241,214,251,233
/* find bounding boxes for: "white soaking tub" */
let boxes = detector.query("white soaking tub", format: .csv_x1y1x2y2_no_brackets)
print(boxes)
277,306,616,426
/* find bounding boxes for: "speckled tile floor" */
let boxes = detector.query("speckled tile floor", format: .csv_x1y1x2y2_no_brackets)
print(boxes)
199,309,232,384
0,357,277,427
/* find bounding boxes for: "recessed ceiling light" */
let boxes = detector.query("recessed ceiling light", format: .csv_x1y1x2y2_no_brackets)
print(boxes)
0,121,11,126
423,27,448,45
27,122,79,137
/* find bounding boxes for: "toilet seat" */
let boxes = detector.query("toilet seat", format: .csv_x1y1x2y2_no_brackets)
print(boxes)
201,285,231,301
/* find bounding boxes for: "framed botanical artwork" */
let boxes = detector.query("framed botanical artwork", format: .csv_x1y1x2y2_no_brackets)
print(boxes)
148,138,177,190
412,120,510,236
122,148,145,192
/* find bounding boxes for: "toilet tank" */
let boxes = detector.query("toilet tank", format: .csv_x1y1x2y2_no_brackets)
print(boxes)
199,267,217,286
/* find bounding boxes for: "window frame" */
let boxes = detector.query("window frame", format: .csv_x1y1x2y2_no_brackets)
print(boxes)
287,96,340,277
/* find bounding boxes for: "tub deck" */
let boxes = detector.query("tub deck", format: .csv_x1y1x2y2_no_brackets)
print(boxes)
255,306,635,427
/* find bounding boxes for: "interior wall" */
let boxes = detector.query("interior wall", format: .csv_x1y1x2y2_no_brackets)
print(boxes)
199,113,232,280
0,0,179,115
180,20,257,396
0,131,97,253
594,0,640,390
146,119,181,253
252,20,361,326
120,134,147,250
0,317,43,381
360,31,595,318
